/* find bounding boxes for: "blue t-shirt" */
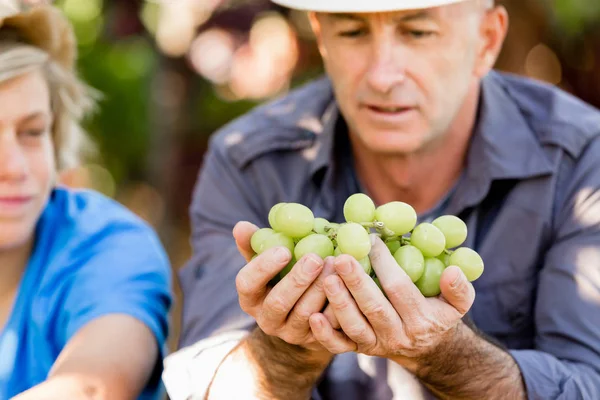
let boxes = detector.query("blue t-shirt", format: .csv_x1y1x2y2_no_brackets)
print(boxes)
0,187,172,400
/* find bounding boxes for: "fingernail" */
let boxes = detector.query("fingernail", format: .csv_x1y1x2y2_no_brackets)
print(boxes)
327,280,342,294
335,259,352,275
451,268,463,288
370,234,377,245
274,248,289,263
303,255,323,274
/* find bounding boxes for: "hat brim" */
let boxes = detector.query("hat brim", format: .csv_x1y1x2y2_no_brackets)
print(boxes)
271,0,467,13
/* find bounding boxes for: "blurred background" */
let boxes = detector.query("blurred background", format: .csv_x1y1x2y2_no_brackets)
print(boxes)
51,0,600,349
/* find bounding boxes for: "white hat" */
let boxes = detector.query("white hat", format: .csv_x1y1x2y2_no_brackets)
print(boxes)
271,0,467,13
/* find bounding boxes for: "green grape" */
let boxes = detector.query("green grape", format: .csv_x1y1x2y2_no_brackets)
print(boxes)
334,247,342,256
415,257,445,297
329,222,340,230
274,203,315,238
393,245,425,282
343,193,376,223
250,228,275,254
432,215,468,249
358,256,372,275
386,240,401,254
437,251,450,267
411,223,446,257
294,234,334,260
448,247,484,281
279,257,297,279
313,218,330,235
268,202,286,231
375,202,417,236
261,232,295,254
337,222,372,260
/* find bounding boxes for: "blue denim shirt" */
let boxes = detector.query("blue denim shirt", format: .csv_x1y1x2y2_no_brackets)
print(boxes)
167,71,600,400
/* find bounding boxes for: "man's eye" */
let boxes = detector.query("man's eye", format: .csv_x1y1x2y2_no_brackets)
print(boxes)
338,29,366,38
406,30,435,39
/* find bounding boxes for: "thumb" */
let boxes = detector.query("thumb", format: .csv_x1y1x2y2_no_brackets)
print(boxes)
439,266,475,316
233,221,259,262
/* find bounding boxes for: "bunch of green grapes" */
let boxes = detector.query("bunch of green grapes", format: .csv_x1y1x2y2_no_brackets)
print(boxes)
250,194,484,297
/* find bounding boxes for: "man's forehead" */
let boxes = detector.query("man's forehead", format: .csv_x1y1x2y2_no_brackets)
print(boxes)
324,10,435,23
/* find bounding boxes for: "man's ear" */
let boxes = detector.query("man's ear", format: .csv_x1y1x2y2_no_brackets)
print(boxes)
308,12,328,60
474,6,509,77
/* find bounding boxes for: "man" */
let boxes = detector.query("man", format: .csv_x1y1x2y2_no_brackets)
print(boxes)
163,0,600,398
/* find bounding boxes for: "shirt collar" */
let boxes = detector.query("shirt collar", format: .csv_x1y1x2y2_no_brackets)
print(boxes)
446,71,556,213
465,70,555,181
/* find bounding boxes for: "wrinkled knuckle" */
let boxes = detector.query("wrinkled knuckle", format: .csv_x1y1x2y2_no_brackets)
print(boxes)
265,295,290,316
290,271,312,289
259,259,278,276
364,302,387,322
345,275,364,290
313,277,326,293
369,250,383,266
455,276,468,292
333,299,351,312
288,309,310,331
346,325,371,344
383,283,405,303
294,306,313,323
235,274,252,297
387,337,403,352
412,321,431,336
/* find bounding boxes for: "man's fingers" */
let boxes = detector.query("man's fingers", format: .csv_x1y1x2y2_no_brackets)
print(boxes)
323,304,341,329
233,221,259,262
309,313,357,354
324,275,377,348
369,235,426,322
236,247,292,312
439,266,476,316
259,254,324,334
287,256,336,333
334,255,402,333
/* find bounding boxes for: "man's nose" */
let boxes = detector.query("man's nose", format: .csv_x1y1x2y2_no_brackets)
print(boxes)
365,35,407,95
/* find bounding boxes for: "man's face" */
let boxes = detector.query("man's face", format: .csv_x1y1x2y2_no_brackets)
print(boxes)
312,2,501,155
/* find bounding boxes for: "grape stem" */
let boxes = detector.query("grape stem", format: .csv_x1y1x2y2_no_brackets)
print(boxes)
322,226,338,241
362,221,398,239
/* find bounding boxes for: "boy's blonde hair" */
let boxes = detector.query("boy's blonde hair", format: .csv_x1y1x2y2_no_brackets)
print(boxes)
0,4,97,170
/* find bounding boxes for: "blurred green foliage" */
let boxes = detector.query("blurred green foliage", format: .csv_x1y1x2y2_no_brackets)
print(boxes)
551,0,600,36
56,0,160,185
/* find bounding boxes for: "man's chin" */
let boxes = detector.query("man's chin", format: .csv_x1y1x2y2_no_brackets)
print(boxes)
358,131,426,155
